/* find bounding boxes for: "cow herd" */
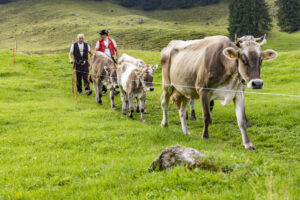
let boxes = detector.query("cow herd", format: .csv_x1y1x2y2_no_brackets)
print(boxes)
89,35,278,150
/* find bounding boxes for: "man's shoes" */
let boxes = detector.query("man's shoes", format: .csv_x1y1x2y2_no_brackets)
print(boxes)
114,90,120,95
86,90,92,96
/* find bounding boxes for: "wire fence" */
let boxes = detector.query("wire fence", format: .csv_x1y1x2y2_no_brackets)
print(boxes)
5,44,300,101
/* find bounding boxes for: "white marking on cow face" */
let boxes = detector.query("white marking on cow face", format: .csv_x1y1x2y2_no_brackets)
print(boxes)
110,68,119,89
141,67,155,92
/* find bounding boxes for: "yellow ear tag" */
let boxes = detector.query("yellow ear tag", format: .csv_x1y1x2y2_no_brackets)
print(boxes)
264,56,270,60
138,71,142,75
147,60,149,65
230,53,236,58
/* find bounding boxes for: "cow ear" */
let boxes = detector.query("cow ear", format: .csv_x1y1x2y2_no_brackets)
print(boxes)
152,64,159,71
223,47,238,60
104,66,110,73
262,50,278,61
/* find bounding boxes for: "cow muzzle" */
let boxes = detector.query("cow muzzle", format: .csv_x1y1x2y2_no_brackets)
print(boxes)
247,79,264,89
114,85,119,89
148,87,155,92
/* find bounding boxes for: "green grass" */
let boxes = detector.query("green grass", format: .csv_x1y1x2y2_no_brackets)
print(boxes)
0,0,299,199
0,48,299,199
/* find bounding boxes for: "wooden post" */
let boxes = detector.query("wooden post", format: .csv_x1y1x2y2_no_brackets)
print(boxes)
15,38,17,52
13,48,16,67
71,40,74,92
72,68,75,93
73,68,78,104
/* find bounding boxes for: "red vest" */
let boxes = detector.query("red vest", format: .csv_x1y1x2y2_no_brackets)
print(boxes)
98,37,115,56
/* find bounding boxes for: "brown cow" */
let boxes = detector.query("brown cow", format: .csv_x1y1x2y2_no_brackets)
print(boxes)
118,53,158,113
90,51,118,109
160,36,278,150
117,62,158,122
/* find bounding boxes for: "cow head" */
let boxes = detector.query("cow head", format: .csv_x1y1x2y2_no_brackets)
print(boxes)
223,35,277,89
103,66,119,90
135,64,159,92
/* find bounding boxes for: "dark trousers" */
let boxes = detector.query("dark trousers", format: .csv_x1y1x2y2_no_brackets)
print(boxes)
75,63,90,93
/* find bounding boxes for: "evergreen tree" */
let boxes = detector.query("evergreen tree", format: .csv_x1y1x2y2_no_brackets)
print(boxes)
228,0,272,39
277,0,300,32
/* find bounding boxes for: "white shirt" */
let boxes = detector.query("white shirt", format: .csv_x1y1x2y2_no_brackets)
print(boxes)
70,42,91,56
95,38,117,57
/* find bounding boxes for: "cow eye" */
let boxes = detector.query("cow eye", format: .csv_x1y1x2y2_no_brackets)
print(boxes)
241,55,247,65
242,58,247,65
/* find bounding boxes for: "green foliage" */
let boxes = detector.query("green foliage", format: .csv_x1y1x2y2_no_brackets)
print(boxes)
276,0,300,33
0,47,299,199
228,0,273,39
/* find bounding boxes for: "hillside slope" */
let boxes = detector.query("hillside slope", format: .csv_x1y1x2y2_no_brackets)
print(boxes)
0,0,299,53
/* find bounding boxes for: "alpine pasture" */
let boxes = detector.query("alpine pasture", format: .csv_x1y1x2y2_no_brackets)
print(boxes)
0,0,299,199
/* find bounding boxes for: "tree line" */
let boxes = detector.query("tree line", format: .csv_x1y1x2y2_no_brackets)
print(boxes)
229,0,300,38
98,0,228,10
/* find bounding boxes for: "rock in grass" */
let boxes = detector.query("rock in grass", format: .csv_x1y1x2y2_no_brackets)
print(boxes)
139,18,144,24
149,145,207,171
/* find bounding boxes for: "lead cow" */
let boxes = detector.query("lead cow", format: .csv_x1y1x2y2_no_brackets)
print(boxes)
160,36,278,150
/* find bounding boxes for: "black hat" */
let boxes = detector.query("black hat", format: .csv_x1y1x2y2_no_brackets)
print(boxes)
99,29,109,35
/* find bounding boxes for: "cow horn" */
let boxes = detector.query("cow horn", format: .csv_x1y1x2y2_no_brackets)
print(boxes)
260,34,267,47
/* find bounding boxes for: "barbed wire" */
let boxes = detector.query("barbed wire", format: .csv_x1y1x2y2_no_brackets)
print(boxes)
75,69,300,98
6,49,300,98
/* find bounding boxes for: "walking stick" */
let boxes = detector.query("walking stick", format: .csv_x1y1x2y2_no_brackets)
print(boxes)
73,68,78,104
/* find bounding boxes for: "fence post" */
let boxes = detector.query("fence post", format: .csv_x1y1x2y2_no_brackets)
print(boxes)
15,38,17,52
13,48,16,67
73,68,78,104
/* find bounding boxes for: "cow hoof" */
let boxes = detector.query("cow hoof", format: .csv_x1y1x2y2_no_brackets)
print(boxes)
184,131,191,135
141,119,146,123
190,115,197,121
122,110,127,115
202,134,209,140
97,101,102,105
160,121,168,128
136,109,140,113
112,106,117,110
144,110,148,114
245,143,255,150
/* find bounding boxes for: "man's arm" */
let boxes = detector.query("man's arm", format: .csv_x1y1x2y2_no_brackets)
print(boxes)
115,47,119,62
69,51,74,64
88,45,93,57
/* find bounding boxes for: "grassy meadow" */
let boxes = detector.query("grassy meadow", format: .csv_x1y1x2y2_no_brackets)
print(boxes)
0,0,300,199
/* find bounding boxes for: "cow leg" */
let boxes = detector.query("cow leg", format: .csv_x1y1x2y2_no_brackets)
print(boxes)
160,86,174,127
121,92,127,115
110,90,116,110
190,99,197,121
95,82,102,105
200,90,211,140
128,94,134,119
179,97,191,135
234,94,255,150
136,97,140,113
140,94,146,122
210,100,215,112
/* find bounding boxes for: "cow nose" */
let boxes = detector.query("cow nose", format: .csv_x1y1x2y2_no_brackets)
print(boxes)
115,85,119,89
247,79,264,89
149,87,154,91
